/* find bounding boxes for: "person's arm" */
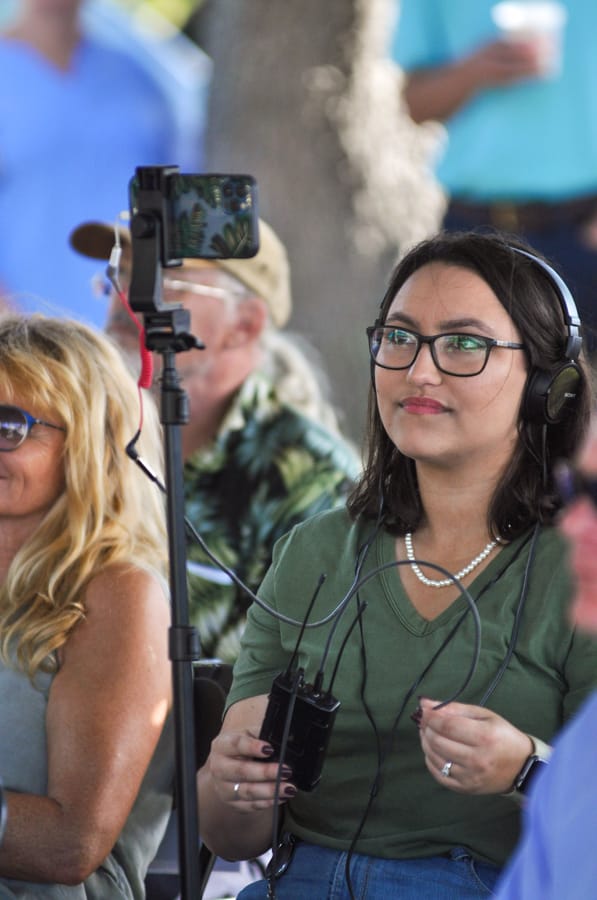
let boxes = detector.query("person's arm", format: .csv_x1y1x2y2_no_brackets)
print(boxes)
403,39,544,124
197,694,296,861
0,564,171,885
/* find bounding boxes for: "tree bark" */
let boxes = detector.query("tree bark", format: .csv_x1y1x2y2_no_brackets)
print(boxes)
188,0,444,444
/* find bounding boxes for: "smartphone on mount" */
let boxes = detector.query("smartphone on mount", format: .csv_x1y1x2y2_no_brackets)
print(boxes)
129,171,259,262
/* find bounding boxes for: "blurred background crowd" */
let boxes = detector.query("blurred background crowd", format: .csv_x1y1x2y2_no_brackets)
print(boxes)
3,0,596,444
2,2,597,898
0,0,444,446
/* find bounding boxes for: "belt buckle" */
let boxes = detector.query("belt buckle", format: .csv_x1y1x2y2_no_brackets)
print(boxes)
490,203,519,231
265,832,296,879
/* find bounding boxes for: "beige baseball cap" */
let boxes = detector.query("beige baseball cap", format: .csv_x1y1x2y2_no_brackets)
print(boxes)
69,217,292,328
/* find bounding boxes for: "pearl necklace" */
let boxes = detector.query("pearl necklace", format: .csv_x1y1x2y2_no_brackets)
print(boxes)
404,532,498,589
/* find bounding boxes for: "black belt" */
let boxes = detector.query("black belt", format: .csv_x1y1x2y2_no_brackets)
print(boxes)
447,194,597,233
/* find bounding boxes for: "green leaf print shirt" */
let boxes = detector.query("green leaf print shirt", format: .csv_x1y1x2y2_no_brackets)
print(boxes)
183,373,361,662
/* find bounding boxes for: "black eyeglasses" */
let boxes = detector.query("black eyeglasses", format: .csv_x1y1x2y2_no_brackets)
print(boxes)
555,463,597,510
366,325,526,377
0,405,65,452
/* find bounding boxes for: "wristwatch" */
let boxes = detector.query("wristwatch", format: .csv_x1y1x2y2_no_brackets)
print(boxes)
512,735,552,795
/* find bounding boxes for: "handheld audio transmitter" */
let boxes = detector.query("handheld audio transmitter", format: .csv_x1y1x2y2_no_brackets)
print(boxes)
259,668,340,791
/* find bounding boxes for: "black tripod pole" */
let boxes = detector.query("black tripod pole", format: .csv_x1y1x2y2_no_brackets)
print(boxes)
159,344,201,900
128,169,204,899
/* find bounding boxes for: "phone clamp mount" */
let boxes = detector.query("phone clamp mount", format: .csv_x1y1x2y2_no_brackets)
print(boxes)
128,165,203,900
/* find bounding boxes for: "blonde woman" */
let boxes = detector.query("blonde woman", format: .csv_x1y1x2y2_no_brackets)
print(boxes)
0,315,173,898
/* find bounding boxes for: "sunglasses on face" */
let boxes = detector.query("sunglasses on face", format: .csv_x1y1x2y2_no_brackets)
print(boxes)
0,405,65,452
555,463,597,511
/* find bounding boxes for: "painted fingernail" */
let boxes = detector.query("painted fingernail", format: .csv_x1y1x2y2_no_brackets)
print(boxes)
280,765,293,778
261,745,275,757
283,785,297,797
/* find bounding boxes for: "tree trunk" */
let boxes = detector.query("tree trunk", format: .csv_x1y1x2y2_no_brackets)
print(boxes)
188,0,444,445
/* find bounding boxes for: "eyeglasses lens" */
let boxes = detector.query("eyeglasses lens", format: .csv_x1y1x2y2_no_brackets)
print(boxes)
369,328,417,369
434,334,488,374
0,406,27,450
162,279,233,300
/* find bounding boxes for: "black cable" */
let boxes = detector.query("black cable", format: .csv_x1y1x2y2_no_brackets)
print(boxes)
315,519,384,683
325,601,367,698
127,449,364,631
478,524,541,706
183,512,378,632
285,574,327,679
342,609,384,900
337,559,483,680
133,434,541,900
266,601,367,900
331,552,483,899
128,447,482,644
266,668,302,900
340,528,538,898
276,517,383,899
126,439,165,489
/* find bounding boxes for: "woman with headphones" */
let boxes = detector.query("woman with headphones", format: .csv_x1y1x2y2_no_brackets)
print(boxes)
196,231,597,899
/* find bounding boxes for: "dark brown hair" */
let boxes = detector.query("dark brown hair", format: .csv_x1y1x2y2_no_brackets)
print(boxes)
348,230,592,539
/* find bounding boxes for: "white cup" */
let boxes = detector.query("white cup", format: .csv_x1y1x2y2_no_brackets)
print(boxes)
491,1,568,78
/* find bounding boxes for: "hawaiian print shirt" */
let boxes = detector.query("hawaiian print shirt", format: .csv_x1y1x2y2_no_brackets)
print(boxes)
184,373,361,662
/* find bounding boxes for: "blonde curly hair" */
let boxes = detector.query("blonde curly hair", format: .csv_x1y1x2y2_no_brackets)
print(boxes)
0,315,167,677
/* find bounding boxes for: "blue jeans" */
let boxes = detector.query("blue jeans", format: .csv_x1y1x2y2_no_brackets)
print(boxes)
237,841,501,899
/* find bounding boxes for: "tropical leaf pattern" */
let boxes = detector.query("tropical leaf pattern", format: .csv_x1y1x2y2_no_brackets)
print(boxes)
169,174,257,259
184,373,361,662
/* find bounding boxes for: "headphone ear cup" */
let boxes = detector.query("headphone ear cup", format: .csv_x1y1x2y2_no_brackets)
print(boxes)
522,362,582,424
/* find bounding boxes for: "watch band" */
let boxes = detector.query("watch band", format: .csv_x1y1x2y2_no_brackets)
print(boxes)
528,735,553,763
512,734,553,796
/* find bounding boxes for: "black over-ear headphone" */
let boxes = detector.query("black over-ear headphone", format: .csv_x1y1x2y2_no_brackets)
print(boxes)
511,247,583,426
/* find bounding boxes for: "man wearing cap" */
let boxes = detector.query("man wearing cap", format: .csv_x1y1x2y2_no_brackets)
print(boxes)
70,217,360,663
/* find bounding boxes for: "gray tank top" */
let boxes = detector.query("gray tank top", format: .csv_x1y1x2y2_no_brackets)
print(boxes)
0,646,174,898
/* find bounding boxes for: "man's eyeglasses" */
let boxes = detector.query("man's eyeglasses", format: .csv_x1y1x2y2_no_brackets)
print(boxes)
0,405,65,452
366,325,526,377
162,278,246,300
555,463,597,510
91,273,245,301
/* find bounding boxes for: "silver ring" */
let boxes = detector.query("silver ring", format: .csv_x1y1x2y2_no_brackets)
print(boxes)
233,782,241,797
440,761,453,778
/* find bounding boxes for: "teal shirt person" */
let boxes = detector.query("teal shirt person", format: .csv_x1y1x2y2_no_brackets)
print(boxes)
391,0,597,203
184,373,361,663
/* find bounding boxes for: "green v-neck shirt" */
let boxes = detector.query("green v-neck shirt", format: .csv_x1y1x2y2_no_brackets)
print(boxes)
229,507,597,866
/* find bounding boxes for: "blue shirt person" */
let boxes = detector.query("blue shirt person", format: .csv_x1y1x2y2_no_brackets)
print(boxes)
0,0,209,327
495,423,597,898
